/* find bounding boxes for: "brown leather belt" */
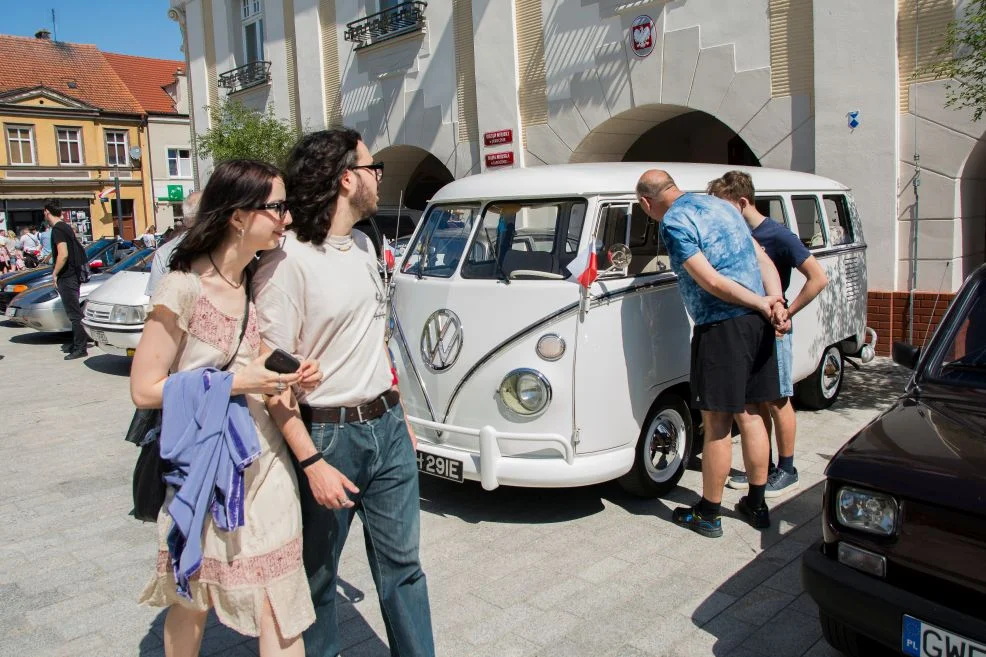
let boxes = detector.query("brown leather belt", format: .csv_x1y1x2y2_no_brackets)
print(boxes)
300,389,401,425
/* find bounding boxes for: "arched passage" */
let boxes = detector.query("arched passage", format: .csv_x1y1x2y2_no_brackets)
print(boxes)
959,135,986,278
570,105,759,166
374,145,454,211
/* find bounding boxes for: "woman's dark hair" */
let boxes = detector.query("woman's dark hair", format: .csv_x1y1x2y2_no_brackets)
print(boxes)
284,128,361,246
169,159,281,272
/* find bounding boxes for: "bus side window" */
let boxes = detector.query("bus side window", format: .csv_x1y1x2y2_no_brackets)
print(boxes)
754,196,789,229
791,196,826,250
822,194,853,246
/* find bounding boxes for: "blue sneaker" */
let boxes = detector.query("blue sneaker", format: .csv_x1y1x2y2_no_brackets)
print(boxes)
765,467,799,499
671,505,723,538
726,472,749,490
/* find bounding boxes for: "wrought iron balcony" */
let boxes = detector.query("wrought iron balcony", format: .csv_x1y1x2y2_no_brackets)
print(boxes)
344,1,427,49
218,60,272,92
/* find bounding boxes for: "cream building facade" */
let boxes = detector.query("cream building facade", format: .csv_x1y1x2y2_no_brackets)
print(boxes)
169,0,984,306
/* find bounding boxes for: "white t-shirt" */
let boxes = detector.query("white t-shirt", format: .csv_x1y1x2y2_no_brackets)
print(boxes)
253,230,392,407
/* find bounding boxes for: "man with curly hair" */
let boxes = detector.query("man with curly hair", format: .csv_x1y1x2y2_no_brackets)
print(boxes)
254,129,435,657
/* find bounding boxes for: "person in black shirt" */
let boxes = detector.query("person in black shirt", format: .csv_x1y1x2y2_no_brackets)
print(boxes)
45,200,88,360
708,172,829,497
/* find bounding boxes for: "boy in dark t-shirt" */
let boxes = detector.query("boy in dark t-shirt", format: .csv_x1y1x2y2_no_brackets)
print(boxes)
708,171,829,497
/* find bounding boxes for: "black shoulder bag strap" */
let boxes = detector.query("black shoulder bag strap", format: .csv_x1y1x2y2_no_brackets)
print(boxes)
221,271,252,372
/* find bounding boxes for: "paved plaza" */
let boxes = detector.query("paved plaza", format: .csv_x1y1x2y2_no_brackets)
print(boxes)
0,320,910,657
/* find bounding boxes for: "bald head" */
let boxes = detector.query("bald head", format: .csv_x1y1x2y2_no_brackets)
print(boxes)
182,191,202,227
636,169,683,222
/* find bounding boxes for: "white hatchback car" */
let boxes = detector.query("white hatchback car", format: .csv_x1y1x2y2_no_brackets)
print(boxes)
82,257,152,357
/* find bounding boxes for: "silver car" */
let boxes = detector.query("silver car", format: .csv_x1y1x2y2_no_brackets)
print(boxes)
8,249,154,333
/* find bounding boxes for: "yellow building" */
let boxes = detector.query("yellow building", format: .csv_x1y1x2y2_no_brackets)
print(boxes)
0,33,186,242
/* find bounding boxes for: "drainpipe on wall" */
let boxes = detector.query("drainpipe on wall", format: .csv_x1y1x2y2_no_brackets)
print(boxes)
909,0,922,343
139,118,153,233
168,5,200,189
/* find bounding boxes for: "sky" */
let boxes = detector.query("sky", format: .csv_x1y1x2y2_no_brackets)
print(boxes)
5,2,183,61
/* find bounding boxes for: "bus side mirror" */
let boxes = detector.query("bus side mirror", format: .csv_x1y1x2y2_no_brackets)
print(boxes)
892,341,920,370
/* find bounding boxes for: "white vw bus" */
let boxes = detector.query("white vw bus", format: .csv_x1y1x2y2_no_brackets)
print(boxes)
389,162,876,496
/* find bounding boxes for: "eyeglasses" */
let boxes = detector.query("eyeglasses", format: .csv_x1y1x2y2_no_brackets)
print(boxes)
351,162,385,181
256,201,289,219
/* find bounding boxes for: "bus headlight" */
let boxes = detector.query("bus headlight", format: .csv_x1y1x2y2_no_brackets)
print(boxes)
499,369,551,416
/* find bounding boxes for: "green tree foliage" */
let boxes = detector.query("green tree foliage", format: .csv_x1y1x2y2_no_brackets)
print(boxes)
196,100,300,168
924,0,986,121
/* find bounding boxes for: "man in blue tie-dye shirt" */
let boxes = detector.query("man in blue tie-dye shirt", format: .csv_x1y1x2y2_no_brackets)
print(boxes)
637,169,788,539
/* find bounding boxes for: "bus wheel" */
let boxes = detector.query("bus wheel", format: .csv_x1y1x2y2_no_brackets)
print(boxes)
618,394,693,498
795,345,844,410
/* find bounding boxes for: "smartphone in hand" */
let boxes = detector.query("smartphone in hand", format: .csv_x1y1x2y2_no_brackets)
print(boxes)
264,348,301,374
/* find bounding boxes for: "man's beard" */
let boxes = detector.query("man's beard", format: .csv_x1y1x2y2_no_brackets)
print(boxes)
354,177,378,220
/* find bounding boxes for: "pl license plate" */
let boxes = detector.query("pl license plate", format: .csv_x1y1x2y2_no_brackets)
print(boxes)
89,329,108,343
416,450,464,483
4,306,16,318
903,615,986,657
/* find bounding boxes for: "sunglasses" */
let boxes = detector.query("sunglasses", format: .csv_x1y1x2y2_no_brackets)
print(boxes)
351,161,385,180
256,201,289,219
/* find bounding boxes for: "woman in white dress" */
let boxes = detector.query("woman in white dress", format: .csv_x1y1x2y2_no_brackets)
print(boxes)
131,160,319,657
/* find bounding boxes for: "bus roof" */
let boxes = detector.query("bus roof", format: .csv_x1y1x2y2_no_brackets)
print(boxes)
430,162,849,203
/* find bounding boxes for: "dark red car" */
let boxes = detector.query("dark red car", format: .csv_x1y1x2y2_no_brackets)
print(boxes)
803,265,986,656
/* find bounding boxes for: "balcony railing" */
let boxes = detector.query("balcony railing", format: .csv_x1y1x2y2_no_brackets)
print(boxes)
218,61,271,93
344,1,427,49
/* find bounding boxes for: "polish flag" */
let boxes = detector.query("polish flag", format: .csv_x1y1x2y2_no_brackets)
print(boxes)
383,239,396,272
566,242,598,288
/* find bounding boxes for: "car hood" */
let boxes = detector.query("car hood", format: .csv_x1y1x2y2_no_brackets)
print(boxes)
14,273,114,306
85,270,150,306
827,393,986,515
2,267,53,288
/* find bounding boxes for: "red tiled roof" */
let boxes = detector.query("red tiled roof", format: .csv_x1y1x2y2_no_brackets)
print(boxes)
0,34,144,115
104,52,185,115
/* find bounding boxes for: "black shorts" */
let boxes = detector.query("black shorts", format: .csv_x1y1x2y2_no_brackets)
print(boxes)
690,312,780,413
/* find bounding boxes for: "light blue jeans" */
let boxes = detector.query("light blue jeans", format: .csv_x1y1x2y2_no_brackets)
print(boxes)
776,331,794,398
298,405,434,657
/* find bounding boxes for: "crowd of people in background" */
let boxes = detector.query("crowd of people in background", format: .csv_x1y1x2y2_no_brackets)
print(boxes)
0,225,50,274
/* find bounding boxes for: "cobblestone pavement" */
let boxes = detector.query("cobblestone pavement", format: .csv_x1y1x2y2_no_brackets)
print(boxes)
0,320,910,657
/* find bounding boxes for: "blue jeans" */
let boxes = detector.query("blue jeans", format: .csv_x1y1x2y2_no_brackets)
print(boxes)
776,330,793,398
298,404,434,657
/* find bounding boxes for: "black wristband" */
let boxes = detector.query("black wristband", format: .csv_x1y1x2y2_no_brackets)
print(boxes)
299,453,323,469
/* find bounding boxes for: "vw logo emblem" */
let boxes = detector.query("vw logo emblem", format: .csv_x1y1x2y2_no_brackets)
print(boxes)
420,309,463,372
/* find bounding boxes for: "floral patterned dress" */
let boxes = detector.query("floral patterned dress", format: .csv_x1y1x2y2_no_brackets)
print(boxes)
139,271,314,639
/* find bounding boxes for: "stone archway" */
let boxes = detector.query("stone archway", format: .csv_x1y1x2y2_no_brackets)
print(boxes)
523,18,813,172
621,109,760,165
373,145,454,211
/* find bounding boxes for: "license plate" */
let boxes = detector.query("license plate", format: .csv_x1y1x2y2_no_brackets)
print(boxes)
4,306,15,318
416,450,464,483
903,615,986,657
89,329,108,343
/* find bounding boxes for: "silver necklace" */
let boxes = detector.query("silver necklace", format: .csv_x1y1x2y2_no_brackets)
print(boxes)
327,233,354,252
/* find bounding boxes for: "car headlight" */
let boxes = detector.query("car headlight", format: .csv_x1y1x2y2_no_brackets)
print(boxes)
5,284,27,294
498,368,551,416
836,486,898,535
109,304,147,324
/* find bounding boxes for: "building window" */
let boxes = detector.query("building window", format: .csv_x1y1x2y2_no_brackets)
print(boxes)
5,125,35,165
56,127,83,165
105,130,129,167
241,0,264,64
167,148,192,178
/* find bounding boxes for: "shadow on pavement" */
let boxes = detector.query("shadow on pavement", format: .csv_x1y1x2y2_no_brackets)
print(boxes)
419,475,611,524
138,577,389,655
8,330,68,345
685,358,911,656
83,353,132,377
